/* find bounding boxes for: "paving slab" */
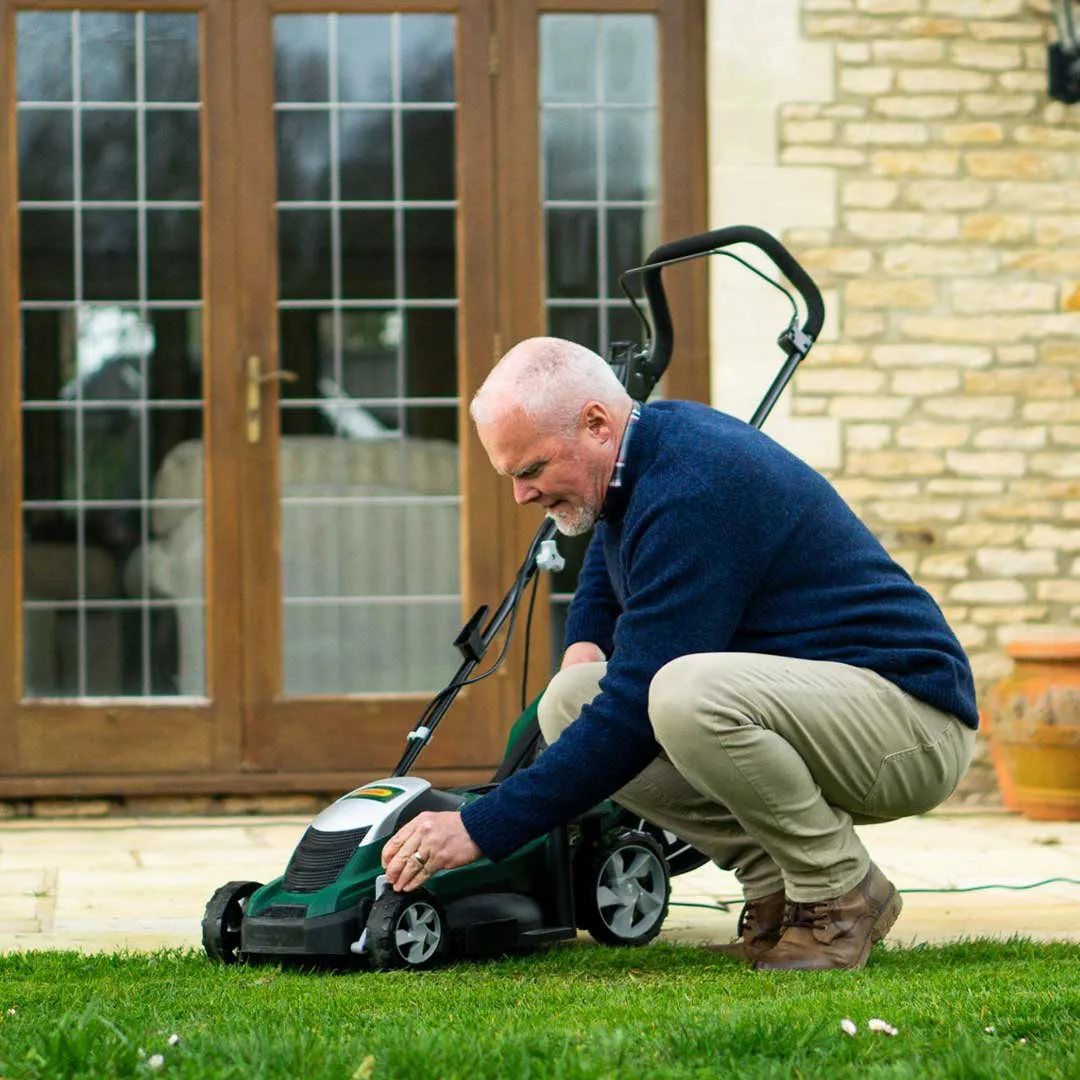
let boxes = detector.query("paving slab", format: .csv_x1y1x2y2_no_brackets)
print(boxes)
0,811,1076,954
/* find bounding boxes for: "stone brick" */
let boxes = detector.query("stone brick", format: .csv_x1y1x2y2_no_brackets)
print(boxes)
829,395,914,419
875,524,940,551
837,42,872,62
1022,400,1080,422
966,151,1074,181
797,367,886,393
996,345,1036,365
923,395,1015,420
997,182,1080,212
890,368,963,394
845,211,959,240
846,278,936,307
896,423,970,449
1066,283,1080,310
873,95,959,119
951,622,989,650
1024,525,1080,551
927,0,1022,15
1034,216,1080,245
942,123,1006,145
945,522,1024,546
849,450,947,476
833,478,921,500
841,179,900,208
950,280,1057,314
909,181,995,211
1000,71,1055,92
1001,250,1080,275
32,799,114,819
1043,343,1080,366
969,606,1048,625
802,343,868,365
780,146,867,167
872,498,965,522
843,121,930,145
844,312,888,338
883,243,996,274
975,548,1059,576
927,478,1005,495
1035,580,1080,603
963,93,1039,116
804,14,895,37
792,396,830,416
896,18,967,38
1030,452,1080,478
961,214,1031,243
981,499,1060,520
798,247,874,274
872,39,947,62
122,796,218,816
845,423,893,450
840,67,895,94
964,368,1071,395
781,103,826,120
970,651,1014,685
219,794,323,815
945,450,1027,476
969,21,1046,42
823,103,869,119
1010,478,1080,500
973,425,1047,450
870,149,960,176
897,68,993,93
1015,125,1080,148
920,552,970,578
950,42,1024,69
1051,425,1080,447
949,580,1028,603
806,0,855,9
872,343,992,367
856,0,920,12
783,119,837,143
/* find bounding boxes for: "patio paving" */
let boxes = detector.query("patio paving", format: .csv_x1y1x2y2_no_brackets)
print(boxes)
0,810,1077,954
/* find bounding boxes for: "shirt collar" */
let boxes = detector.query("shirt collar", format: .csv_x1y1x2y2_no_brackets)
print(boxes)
600,402,642,521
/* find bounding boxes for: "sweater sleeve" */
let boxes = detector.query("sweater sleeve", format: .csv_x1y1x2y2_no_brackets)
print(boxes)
563,525,620,657
460,472,784,861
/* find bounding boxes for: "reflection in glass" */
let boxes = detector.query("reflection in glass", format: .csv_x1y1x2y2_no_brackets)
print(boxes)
339,111,393,200
17,12,72,102
278,211,332,300
404,211,456,299
18,112,74,201
21,311,78,402
404,309,457,408
147,210,201,301
82,110,138,201
341,211,395,299
402,112,455,200
20,210,75,302
83,210,139,301
602,17,658,105
146,112,201,200
605,110,657,202
81,12,136,102
338,15,392,102
276,111,331,202
274,15,329,103
546,210,597,300
543,110,597,201
541,15,597,104
400,15,455,102
145,14,200,103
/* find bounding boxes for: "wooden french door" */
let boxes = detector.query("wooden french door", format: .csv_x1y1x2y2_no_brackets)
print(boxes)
0,0,706,797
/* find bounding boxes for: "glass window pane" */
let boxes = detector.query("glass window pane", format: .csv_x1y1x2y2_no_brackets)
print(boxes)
544,110,597,201
547,306,599,353
145,14,200,103
604,110,658,202
338,15,392,103
610,304,647,348
541,15,597,105
80,12,136,102
405,308,457,404
83,210,138,301
146,112,201,201
18,111,74,202
339,111,393,201
17,12,73,102
147,210,202,301
404,211,455,299
606,208,645,299
402,112,455,201
148,406,203,489
20,210,75,302
276,111,331,202
82,110,138,201
274,15,329,103
22,310,77,404
400,15,455,103
22,411,76,503
341,210,395,299
341,309,400,398
278,210,332,300
546,209,597,300
602,16,657,105
146,310,203,401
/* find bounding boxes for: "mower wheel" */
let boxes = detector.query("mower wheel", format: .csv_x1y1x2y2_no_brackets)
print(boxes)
621,814,710,877
202,880,261,964
575,830,670,947
365,889,448,971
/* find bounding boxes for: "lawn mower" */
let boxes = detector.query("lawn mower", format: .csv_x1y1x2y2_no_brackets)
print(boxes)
202,225,825,970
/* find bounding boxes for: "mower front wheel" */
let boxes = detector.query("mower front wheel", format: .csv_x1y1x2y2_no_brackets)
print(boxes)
202,880,261,964
365,889,449,971
575,831,670,947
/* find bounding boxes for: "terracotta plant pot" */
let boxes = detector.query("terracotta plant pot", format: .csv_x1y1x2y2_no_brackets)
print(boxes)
985,638,1080,822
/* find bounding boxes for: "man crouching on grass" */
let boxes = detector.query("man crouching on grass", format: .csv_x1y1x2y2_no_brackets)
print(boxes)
381,336,978,971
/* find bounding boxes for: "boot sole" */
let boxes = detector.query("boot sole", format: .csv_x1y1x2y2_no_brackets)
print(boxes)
860,885,903,966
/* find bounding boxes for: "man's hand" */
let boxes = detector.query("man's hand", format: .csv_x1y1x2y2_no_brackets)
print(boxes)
381,811,482,893
561,641,606,669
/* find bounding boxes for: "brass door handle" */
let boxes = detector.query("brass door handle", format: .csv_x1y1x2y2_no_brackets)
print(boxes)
245,355,297,444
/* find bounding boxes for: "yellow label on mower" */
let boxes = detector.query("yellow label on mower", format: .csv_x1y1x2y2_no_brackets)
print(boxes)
347,785,404,803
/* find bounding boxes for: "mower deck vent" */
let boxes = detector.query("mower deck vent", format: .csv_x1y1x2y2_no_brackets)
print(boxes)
283,826,369,893
262,904,308,920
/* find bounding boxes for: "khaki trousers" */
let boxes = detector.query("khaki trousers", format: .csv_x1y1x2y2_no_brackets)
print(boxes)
538,653,975,903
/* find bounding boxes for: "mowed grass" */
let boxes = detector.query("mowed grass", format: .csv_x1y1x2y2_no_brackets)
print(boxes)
0,940,1078,1079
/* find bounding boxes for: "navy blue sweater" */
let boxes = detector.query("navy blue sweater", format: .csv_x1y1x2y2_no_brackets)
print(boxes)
461,400,978,862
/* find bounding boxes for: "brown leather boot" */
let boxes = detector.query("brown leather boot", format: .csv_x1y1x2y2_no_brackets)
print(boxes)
706,889,786,963
754,863,902,971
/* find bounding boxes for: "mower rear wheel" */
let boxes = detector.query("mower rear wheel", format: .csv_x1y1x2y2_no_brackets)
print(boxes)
575,831,670,947
202,880,261,964
365,889,448,970
620,814,710,877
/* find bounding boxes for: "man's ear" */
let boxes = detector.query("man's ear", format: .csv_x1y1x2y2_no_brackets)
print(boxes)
582,402,613,442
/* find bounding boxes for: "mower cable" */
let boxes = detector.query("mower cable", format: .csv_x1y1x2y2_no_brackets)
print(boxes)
520,569,542,711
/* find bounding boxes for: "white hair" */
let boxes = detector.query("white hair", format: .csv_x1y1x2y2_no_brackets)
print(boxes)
470,336,630,434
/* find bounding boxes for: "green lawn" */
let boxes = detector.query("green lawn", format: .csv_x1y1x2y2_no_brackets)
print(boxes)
0,940,1077,1079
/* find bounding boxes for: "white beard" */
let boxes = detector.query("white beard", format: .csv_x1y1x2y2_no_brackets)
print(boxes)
547,503,599,537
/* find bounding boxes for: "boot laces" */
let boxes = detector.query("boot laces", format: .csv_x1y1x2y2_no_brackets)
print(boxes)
783,899,830,932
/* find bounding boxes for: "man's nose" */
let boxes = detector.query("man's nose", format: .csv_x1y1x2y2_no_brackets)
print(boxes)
513,478,538,505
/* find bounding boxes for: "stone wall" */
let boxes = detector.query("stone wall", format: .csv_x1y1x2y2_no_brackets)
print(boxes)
776,0,1080,699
